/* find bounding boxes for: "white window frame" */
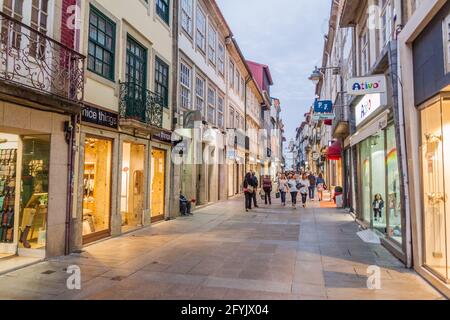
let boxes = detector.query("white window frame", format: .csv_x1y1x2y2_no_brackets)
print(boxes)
181,0,193,36
195,75,205,113
217,94,224,128
208,23,217,65
360,27,369,75
229,59,235,89
444,13,450,74
218,41,225,76
180,61,192,109
229,106,235,128
207,86,216,124
196,5,206,52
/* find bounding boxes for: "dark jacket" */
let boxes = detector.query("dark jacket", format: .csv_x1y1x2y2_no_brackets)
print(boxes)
262,177,272,192
250,175,258,188
372,200,385,211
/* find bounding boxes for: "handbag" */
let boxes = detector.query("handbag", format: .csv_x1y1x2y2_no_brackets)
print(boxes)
296,182,303,190
275,192,281,199
260,190,265,200
247,185,254,194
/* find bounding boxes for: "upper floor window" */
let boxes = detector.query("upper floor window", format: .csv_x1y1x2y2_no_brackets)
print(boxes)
180,62,192,109
195,76,205,113
155,56,169,108
229,60,235,89
217,95,224,128
88,6,116,81
207,87,216,124
379,0,391,52
444,13,450,73
218,42,225,76
229,107,235,128
208,24,217,65
235,70,240,94
181,0,193,36
360,28,369,75
196,6,206,52
240,77,245,100
156,0,170,24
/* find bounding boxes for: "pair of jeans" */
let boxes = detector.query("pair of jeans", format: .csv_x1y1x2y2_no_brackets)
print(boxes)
252,190,258,207
301,193,308,205
245,192,253,210
264,191,272,205
280,191,287,205
291,192,298,205
309,186,315,199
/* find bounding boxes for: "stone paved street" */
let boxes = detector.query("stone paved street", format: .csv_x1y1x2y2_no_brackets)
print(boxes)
0,197,444,300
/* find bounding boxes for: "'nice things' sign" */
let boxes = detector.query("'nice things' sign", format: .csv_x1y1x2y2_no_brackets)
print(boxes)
347,75,387,96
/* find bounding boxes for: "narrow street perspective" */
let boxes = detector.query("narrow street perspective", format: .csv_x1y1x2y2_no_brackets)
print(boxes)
0,196,442,300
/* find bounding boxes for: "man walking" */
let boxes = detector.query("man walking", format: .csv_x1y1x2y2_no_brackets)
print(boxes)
251,172,259,208
262,175,273,205
308,172,317,201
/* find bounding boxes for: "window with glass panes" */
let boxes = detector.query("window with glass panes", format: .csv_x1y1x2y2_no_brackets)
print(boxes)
207,87,216,124
155,57,169,108
379,0,391,52
444,13,450,73
180,62,192,109
88,6,115,80
229,107,235,128
235,70,240,94
229,60,235,89
217,95,224,128
195,76,205,113
196,6,206,52
28,0,49,59
218,42,225,76
181,0,193,36
240,77,245,100
2,0,24,49
208,24,216,65
156,0,169,24
360,28,369,75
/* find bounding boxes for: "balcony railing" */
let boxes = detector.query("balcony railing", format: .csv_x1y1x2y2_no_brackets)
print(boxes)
119,82,163,128
0,12,85,104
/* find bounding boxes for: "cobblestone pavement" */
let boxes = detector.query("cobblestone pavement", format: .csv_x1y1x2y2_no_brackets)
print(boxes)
0,197,445,300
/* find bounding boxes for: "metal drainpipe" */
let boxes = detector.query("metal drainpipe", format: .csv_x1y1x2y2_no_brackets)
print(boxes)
244,76,251,173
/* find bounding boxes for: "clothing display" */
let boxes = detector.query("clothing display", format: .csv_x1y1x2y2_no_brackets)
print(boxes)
0,149,17,244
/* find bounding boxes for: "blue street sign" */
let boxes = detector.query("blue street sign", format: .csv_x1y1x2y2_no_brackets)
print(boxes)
314,100,333,114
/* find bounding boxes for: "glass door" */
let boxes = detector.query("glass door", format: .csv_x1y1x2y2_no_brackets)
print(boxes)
360,139,372,224
420,100,448,281
371,131,386,234
151,148,166,222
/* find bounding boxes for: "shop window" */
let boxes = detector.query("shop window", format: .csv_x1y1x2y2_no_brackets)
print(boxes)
386,125,402,244
371,131,386,234
121,143,145,233
420,98,450,281
151,148,166,222
83,137,112,242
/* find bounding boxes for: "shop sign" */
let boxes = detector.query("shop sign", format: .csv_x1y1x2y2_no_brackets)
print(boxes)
314,100,333,114
312,152,320,161
347,75,387,95
153,130,172,144
355,93,382,126
82,106,118,129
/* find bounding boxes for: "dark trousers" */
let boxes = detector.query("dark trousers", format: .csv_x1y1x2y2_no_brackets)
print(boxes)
252,189,258,207
374,209,382,219
291,192,298,205
245,192,253,209
280,192,287,204
301,193,308,204
264,191,272,205
308,186,315,199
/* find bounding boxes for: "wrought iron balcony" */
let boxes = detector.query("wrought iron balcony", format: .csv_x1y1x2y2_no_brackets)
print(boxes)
0,12,85,106
119,82,163,129
332,103,350,139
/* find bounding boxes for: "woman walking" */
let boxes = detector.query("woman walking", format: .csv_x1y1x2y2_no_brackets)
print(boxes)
243,172,254,212
316,173,326,202
278,174,289,206
262,175,273,205
287,174,300,209
299,173,310,208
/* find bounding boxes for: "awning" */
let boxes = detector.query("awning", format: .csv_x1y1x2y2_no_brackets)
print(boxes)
327,141,342,160
324,119,333,126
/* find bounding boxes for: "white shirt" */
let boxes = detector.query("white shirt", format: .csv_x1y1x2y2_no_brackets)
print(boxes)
299,179,310,194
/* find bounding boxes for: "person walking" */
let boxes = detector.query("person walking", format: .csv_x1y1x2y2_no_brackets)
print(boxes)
262,175,273,205
278,173,289,206
316,173,326,202
243,172,254,212
308,172,317,201
287,174,300,209
299,173,310,208
251,172,259,208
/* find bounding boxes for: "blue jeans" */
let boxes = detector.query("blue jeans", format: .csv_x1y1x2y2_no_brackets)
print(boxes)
291,192,298,205
309,186,315,199
280,192,287,204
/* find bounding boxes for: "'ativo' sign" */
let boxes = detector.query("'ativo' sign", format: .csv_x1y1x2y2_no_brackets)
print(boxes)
347,75,387,95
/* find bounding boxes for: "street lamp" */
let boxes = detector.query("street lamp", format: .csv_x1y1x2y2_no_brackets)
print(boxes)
308,66,341,86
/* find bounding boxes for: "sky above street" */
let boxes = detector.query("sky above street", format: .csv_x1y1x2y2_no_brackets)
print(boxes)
217,0,332,147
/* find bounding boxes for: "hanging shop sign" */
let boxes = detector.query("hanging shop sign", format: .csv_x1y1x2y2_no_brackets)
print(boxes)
312,151,320,161
355,93,383,126
314,100,333,113
82,105,118,129
347,75,387,95
153,130,173,144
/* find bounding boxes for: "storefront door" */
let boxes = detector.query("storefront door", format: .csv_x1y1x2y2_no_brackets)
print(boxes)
151,148,166,222
121,142,145,233
420,98,450,282
0,133,49,257
82,137,112,244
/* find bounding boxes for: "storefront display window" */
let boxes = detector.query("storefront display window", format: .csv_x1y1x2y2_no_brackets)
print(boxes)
386,125,402,245
83,137,112,243
121,143,145,233
151,148,166,222
360,138,371,224
420,98,449,281
371,131,386,234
